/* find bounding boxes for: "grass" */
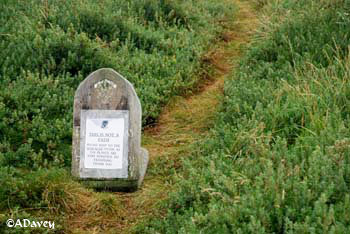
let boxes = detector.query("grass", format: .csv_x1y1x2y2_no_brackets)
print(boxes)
0,1,237,233
66,0,257,232
134,0,258,232
136,0,350,233
3,0,349,233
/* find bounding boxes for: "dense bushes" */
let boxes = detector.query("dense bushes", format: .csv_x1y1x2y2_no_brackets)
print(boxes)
0,0,233,169
0,0,234,231
138,0,350,233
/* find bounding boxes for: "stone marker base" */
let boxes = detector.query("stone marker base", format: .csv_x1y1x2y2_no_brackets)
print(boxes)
80,179,139,192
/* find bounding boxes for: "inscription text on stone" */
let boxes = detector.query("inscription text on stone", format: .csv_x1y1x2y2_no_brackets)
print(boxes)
84,118,124,169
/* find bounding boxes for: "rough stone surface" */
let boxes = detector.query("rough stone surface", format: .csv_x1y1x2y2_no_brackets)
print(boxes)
72,68,149,190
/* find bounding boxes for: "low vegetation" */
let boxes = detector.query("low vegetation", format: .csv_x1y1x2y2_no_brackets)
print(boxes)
0,0,234,232
137,0,350,233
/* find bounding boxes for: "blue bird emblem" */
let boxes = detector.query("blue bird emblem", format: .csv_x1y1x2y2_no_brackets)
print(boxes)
101,120,108,129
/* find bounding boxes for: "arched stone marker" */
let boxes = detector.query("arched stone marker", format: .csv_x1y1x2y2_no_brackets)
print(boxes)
72,68,148,191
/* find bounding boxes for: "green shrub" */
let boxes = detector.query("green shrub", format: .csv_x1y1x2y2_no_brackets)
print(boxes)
0,0,235,227
137,0,350,233
0,168,68,233
0,0,233,169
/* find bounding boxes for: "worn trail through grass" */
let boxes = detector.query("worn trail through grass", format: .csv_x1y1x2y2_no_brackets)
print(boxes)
68,1,258,233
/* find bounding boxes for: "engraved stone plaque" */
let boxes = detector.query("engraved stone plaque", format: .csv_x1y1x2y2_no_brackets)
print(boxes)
72,68,149,191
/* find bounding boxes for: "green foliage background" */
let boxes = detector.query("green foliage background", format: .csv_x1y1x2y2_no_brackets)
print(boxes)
2,0,350,233
0,0,233,232
138,0,350,233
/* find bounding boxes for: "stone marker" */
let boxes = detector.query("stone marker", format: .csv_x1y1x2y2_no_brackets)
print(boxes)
72,68,149,191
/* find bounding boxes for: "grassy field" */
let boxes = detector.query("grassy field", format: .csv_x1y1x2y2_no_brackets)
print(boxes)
0,0,235,232
2,0,350,233
137,0,350,233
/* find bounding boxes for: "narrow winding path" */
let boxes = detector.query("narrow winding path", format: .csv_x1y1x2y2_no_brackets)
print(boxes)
118,1,258,233
68,1,258,233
